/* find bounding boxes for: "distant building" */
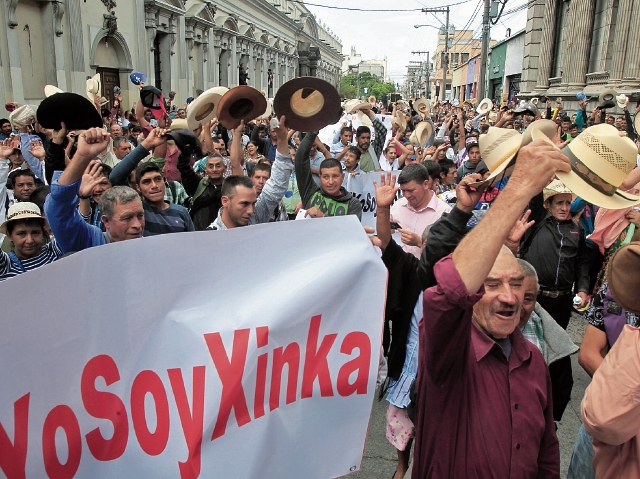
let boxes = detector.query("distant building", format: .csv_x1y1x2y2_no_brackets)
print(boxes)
487,29,526,104
430,29,493,100
342,47,388,82
520,0,640,111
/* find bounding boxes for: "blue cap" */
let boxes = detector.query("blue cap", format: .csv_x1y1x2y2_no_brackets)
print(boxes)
576,92,587,101
129,72,147,85
186,97,194,104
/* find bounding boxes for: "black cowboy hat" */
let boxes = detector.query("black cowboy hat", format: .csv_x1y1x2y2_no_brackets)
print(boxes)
274,77,341,132
36,92,102,130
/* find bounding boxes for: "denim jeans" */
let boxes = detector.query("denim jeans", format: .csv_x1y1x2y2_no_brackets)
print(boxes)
567,423,595,479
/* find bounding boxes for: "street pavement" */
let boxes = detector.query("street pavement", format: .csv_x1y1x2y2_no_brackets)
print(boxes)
344,312,589,479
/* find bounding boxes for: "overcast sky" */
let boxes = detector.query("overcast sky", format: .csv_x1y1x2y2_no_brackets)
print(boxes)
305,0,528,87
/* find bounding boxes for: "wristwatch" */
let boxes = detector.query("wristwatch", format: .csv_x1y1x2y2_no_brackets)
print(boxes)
78,193,91,200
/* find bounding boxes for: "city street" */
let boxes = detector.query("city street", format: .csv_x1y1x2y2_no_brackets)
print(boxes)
348,312,589,479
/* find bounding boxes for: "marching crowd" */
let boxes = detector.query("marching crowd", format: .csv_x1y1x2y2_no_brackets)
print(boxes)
1,74,640,479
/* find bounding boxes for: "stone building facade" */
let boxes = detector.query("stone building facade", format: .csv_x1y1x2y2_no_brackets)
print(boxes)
0,0,343,109
520,0,640,110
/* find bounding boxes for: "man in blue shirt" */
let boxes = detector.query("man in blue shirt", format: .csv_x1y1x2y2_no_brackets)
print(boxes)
0,119,12,140
134,162,194,235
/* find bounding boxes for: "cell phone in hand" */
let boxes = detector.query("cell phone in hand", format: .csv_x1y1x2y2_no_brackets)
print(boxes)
390,221,402,230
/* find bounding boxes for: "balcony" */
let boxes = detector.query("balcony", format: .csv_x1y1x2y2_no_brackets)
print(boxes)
548,77,562,88
585,71,609,86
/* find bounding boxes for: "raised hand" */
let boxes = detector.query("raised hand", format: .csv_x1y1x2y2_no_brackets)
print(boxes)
455,174,487,213
509,140,571,197
28,139,45,160
0,139,14,159
75,128,111,160
141,127,169,151
78,160,104,198
373,172,399,208
506,209,534,246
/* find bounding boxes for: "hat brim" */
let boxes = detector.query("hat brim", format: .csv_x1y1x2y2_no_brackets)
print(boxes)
44,85,63,97
530,127,640,209
36,93,103,130
0,213,45,235
187,87,228,130
357,111,373,127
164,129,203,158
476,99,492,115
273,77,341,132
415,122,433,147
217,86,267,130
607,244,640,315
343,100,370,114
555,169,640,209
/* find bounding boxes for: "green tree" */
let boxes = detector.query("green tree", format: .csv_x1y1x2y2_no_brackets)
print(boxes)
339,72,396,99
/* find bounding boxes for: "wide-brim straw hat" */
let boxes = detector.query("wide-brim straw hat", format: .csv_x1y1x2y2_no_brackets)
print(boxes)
187,86,228,130
217,86,267,130
86,73,101,102
393,109,407,131
169,118,189,131
368,95,376,105
273,77,340,131
531,123,640,209
616,94,629,109
473,119,558,187
608,241,640,315
257,98,273,121
357,110,373,127
476,98,493,115
343,99,370,114
0,202,45,234
410,121,433,147
413,97,431,118
543,179,573,201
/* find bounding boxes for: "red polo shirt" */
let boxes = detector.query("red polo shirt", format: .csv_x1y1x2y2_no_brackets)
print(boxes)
412,255,559,479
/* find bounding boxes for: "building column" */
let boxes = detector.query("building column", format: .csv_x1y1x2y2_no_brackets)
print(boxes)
534,0,557,91
212,32,221,86
621,2,640,87
608,0,633,84
564,0,596,90
231,35,238,86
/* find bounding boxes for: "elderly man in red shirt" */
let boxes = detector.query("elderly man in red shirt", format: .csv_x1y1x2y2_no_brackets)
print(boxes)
412,137,569,478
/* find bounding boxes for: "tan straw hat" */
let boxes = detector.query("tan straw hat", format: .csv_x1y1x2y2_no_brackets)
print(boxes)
343,99,370,114
476,98,493,115
44,85,63,97
616,94,629,109
86,73,101,102
0,202,44,234
357,110,373,127
531,123,640,209
543,179,573,201
169,118,189,131
187,86,229,130
410,121,433,147
474,119,557,186
413,97,431,118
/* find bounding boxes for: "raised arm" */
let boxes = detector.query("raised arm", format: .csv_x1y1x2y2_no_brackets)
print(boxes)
44,124,69,185
253,117,294,223
295,131,319,207
452,142,571,292
373,172,399,250
58,128,111,186
109,128,168,186
229,121,245,176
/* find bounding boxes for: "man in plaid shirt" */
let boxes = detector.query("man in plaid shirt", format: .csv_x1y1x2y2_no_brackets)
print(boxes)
355,106,386,172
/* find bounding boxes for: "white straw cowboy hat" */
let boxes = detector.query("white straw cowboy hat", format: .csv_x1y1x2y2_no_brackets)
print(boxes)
343,99,370,114
0,202,45,234
413,97,431,118
187,86,228,130
44,85,63,97
85,73,101,102
169,118,189,131
531,97,539,105
476,98,493,115
410,121,433,147
474,119,558,187
616,94,629,109
532,123,640,209
368,95,377,105
543,179,573,201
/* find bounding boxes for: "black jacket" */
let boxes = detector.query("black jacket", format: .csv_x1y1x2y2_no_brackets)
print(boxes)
250,125,273,158
45,141,67,186
416,206,473,290
521,192,590,293
382,240,423,380
177,153,222,231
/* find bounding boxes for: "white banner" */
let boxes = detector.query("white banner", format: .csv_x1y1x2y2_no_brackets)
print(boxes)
0,217,386,479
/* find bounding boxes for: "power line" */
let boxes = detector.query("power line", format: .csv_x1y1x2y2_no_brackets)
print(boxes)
292,0,472,11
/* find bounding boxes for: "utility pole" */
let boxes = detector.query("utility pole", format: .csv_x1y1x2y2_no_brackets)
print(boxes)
421,7,450,101
478,0,491,100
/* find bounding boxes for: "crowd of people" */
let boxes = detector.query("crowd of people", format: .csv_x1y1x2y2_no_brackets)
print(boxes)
1,75,640,479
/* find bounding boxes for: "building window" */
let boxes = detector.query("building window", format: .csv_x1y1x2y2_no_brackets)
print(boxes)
154,36,162,90
461,53,469,63
551,0,568,78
